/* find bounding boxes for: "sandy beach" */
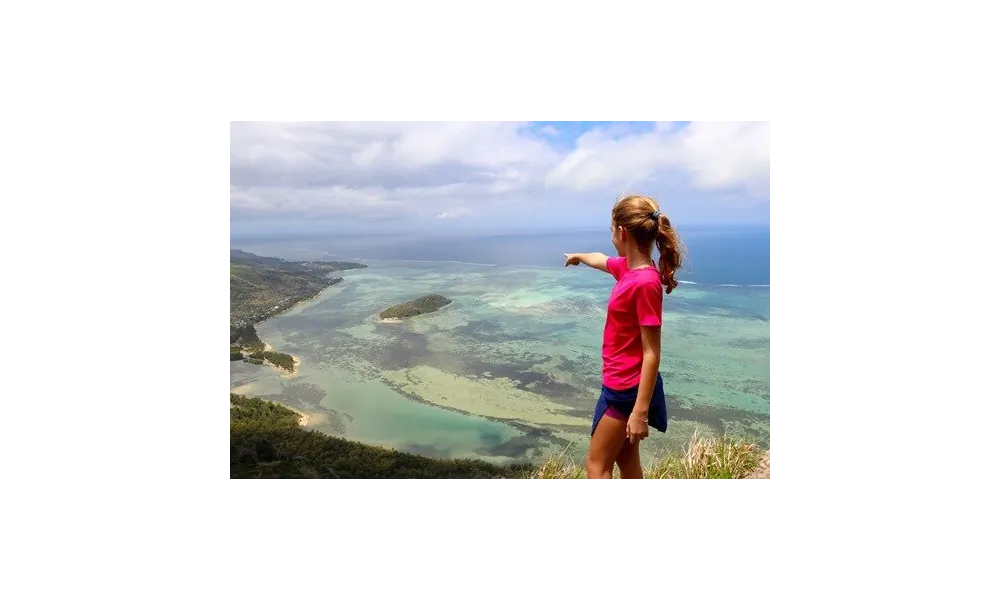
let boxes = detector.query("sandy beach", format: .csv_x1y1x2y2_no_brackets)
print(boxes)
231,380,327,428
282,404,330,428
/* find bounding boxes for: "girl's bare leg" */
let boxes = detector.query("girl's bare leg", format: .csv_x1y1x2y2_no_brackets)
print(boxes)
586,414,627,479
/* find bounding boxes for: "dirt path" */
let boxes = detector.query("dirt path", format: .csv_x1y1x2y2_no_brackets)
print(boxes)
745,450,770,478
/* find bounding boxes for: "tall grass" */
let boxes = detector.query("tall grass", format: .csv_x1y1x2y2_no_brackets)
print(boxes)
529,430,767,479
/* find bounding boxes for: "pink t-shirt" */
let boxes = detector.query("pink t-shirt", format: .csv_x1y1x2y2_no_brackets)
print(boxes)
602,256,664,390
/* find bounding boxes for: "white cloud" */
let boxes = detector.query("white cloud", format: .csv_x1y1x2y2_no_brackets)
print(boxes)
436,208,472,220
543,121,769,194
230,121,769,226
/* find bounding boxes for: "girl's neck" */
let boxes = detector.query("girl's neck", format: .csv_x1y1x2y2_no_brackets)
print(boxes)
625,246,654,270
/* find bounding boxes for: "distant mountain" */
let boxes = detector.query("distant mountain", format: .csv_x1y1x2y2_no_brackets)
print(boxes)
230,248,288,270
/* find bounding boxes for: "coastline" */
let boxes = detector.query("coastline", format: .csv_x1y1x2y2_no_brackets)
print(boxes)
230,260,766,473
285,404,311,426
238,274,351,375
230,382,332,430
274,401,330,428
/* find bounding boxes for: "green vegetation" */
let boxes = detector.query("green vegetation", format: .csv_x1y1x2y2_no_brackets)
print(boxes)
230,394,768,479
230,249,365,334
231,315,277,369
531,431,768,479
231,394,534,479
379,294,452,319
262,350,295,371
230,250,368,374
233,343,295,372
231,323,265,352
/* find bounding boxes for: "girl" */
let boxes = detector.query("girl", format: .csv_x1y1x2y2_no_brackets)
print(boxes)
564,195,684,479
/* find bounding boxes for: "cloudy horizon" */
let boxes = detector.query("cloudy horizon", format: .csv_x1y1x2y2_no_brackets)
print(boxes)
231,121,769,239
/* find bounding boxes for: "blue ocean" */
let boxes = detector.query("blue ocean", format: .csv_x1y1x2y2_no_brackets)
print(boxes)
230,225,770,463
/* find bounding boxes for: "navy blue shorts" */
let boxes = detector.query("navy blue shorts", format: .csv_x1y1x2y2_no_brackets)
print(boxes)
591,372,669,437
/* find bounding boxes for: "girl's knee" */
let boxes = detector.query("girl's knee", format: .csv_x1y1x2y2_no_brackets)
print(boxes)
586,455,613,478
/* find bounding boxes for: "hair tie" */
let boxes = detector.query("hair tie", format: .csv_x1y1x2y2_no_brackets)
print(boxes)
651,210,660,221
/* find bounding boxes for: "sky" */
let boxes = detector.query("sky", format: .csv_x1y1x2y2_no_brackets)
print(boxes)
230,121,769,239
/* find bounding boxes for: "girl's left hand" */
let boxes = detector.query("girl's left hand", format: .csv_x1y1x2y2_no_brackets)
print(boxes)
626,416,649,444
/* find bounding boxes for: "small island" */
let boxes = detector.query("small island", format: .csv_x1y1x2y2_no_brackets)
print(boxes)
379,294,452,320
